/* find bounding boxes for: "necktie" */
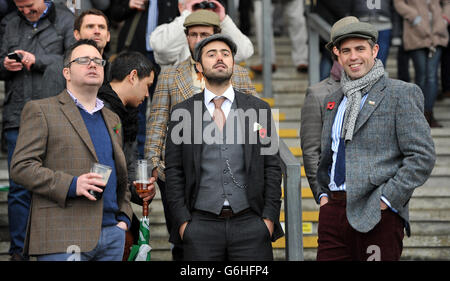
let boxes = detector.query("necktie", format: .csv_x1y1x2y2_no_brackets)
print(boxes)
334,137,345,187
212,97,226,131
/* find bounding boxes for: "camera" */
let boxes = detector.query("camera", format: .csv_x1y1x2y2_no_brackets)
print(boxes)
193,1,216,10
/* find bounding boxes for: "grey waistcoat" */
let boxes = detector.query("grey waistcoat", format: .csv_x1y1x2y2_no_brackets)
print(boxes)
195,99,250,214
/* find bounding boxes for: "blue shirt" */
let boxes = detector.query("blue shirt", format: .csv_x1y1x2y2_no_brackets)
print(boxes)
146,0,158,51
320,94,397,212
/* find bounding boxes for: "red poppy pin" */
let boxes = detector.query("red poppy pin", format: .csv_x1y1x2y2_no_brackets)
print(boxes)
113,123,121,134
327,102,336,110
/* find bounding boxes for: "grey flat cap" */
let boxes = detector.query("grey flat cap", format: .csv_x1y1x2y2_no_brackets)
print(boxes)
326,16,378,51
193,34,237,62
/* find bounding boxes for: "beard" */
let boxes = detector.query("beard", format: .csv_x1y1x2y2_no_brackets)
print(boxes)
202,63,233,86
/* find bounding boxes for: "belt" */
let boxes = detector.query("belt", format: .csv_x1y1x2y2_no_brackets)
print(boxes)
330,191,347,201
218,207,251,218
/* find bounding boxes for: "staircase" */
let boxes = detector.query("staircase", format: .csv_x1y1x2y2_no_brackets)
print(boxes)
1,34,449,260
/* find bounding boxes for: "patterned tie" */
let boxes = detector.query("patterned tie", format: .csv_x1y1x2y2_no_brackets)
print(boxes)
334,138,346,187
212,97,226,131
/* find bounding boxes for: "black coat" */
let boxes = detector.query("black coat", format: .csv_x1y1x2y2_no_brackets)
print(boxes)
110,0,179,54
165,90,284,244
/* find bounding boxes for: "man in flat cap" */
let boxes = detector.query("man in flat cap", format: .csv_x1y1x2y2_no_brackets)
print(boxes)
144,9,255,260
150,0,253,66
164,35,283,261
315,17,436,260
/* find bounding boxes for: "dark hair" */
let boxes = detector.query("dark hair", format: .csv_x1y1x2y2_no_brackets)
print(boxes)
109,51,156,81
63,39,100,67
74,8,110,31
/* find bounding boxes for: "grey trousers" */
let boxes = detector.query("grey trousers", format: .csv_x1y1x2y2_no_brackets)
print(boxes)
182,209,273,261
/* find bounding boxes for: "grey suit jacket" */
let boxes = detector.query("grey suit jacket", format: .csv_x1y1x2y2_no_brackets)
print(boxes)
300,76,340,203
10,91,133,255
316,76,435,236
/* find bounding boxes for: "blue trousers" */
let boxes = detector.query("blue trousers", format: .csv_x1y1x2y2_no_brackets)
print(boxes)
409,47,443,112
5,128,31,257
36,225,126,261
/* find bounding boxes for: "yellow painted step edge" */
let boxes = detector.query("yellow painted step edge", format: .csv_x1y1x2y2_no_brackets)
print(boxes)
289,147,302,156
278,129,298,138
279,211,319,222
272,236,318,249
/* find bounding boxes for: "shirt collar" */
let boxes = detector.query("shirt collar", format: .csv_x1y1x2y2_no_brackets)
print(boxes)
66,89,104,115
204,85,235,105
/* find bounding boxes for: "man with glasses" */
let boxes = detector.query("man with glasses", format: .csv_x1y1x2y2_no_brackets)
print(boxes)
0,0,75,261
145,9,255,261
150,0,253,66
10,39,133,261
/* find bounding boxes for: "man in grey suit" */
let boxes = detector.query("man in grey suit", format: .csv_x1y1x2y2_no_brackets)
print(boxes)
165,34,283,261
301,58,342,201
315,17,435,261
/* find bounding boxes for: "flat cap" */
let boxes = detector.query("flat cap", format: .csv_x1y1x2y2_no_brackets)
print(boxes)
326,16,378,51
183,9,220,28
194,34,237,62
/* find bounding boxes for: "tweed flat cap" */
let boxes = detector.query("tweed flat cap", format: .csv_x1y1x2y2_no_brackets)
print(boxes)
183,9,220,28
194,34,237,62
326,16,378,51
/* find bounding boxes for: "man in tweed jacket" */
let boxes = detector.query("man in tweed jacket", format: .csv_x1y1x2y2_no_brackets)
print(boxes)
144,10,255,260
10,40,133,260
316,18,435,260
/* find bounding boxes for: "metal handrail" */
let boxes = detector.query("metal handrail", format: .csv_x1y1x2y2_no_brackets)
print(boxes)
278,139,303,260
305,1,332,85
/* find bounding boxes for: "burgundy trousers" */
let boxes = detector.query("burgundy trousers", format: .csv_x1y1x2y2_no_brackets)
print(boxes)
316,196,405,261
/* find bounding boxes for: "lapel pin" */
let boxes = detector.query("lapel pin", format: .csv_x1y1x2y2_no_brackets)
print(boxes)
327,102,336,110
253,122,262,132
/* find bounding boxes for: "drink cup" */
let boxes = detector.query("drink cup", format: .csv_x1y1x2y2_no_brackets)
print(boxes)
136,160,149,193
89,163,112,200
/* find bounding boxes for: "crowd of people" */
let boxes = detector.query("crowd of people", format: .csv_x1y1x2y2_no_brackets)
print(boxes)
0,0,448,262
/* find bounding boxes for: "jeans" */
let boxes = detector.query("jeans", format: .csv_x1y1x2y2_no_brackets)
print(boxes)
5,128,31,257
376,29,391,66
409,47,443,112
36,225,126,261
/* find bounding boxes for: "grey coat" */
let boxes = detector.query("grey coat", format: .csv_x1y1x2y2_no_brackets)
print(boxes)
0,3,75,130
300,76,340,203
316,76,436,236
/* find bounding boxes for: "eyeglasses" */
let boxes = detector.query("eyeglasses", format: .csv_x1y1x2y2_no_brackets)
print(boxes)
187,32,213,39
65,56,106,67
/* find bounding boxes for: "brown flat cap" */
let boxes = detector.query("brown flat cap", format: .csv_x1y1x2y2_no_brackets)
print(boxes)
183,9,220,29
326,16,378,51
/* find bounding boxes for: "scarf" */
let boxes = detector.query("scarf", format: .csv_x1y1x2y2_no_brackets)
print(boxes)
340,58,385,141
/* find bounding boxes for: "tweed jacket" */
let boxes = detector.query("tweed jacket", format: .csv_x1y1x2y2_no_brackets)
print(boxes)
10,91,133,256
316,76,436,236
165,90,283,244
145,58,256,181
300,76,340,203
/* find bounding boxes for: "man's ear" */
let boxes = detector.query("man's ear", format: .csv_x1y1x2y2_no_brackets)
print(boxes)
332,46,340,57
372,43,380,59
73,30,81,41
62,67,70,81
128,69,138,84
195,61,203,73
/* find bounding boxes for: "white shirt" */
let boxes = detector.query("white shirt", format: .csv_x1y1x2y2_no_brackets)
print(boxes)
204,85,235,119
